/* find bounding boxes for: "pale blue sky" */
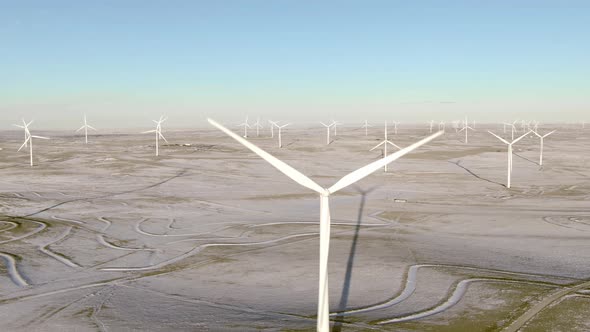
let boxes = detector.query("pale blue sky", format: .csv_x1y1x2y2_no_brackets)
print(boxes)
1,1,589,128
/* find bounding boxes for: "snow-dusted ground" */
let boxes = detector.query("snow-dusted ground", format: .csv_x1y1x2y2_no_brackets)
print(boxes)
0,124,588,331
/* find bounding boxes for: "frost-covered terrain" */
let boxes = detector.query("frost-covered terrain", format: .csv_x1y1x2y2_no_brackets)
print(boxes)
0,124,588,331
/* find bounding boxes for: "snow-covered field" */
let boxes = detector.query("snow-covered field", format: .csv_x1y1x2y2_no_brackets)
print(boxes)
0,124,588,331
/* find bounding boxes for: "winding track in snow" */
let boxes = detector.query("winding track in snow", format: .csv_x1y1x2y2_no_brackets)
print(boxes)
333,263,571,318
38,226,81,268
377,278,556,324
0,252,29,287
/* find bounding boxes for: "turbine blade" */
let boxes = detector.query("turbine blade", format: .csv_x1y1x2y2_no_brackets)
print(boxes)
87,125,97,130
142,130,157,134
26,119,34,127
31,135,50,139
543,130,556,137
330,131,444,193
159,133,169,143
488,131,510,145
18,139,29,151
76,126,85,132
12,124,24,128
370,141,385,151
320,122,327,127
208,118,324,194
386,141,401,149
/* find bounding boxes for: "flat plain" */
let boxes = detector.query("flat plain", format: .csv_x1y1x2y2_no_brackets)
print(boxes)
0,124,588,331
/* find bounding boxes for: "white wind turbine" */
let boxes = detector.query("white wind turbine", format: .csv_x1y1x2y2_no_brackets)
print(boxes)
391,121,399,135
253,117,263,137
277,123,290,148
503,121,517,140
238,116,251,138
76,114,97,144
488,130,531,188
438,121,446,132
207,118,443,332
332,120,342,136
429,120,434,133
361,120,372,136
320,121,335,145
142,115,168,156
370,121,402,172
458,117,475,143
532,130,556,166
269,120,278,138
14,119,50,167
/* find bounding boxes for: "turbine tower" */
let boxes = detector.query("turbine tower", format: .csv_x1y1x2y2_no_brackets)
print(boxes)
488,130,531,188
370,121,402,172
207,118,443,332
76,114,97,144
15,119,50,167
142,115,168,156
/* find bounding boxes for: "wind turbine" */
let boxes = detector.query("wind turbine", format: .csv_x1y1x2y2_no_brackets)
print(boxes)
503,121,517,140
438,121,445,132
15,119,50,167
332,121,341,136
269,120,278,138
253,117,263,137
370,121,401,172
458,117,475,143
76,114,97,144
142,115,168,156
532,130,556,166
238,116,251,138
320,121,335,145
488,130,531,188
429,120,434,133
277,123,290,148
207,118,443,332
361,120,372,136
391,121,399,135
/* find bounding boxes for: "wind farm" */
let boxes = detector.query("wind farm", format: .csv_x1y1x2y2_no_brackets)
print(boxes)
0,119,588,332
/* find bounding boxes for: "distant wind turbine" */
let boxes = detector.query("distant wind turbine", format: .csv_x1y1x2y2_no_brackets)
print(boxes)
320,121,335,145
76,114,97,144
207,118,443,332
532,130,556,166
269,120,278,138
253,117,263,137
142,115,168,156
488,130,531,188
370,121,402,172
429,120,434,133
14,119,50,167
277,123,290,148
458,117,475,143
361,120,372,136
238,116,251,138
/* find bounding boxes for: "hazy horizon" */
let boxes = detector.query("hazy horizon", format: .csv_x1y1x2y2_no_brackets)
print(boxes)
1,1,589,129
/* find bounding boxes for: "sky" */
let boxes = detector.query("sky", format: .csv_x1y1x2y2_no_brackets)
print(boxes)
1,1,589,129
